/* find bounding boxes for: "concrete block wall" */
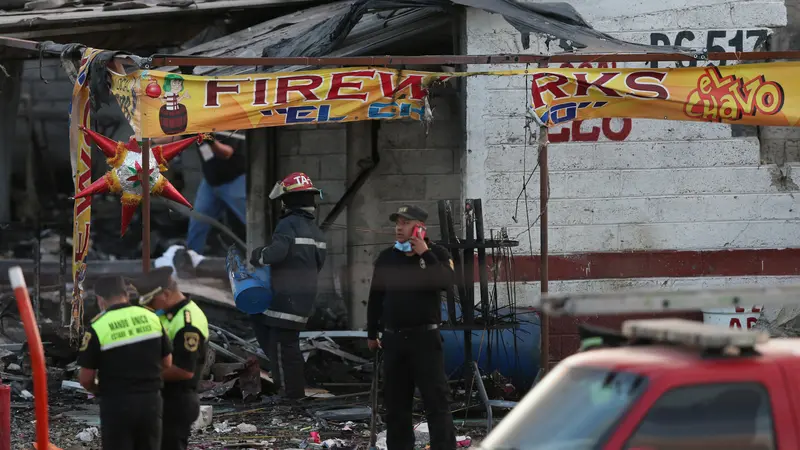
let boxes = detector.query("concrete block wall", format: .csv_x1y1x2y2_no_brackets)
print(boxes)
465,0,800,362
276,124,349,295
273,92,463,328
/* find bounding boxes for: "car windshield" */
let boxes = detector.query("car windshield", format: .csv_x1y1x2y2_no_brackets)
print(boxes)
480,365,648,450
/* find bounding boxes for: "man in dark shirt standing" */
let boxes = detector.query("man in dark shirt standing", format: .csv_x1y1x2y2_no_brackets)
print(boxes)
78,276,172,450
152,132,246,254
132,267,209,450
367,205,457,450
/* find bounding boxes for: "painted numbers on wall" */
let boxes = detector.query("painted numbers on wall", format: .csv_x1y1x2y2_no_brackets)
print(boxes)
649,29,770,68
547,62,633,142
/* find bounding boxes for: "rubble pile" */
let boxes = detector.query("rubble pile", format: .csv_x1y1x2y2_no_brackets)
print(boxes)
4,322,495,449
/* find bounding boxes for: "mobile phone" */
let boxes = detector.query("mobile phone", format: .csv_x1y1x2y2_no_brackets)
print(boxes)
413,224,427,240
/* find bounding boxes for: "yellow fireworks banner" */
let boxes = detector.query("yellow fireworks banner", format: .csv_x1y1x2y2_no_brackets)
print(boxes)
112,62,800,138
115,68,450,139
69,47,103,341
526,62,793,127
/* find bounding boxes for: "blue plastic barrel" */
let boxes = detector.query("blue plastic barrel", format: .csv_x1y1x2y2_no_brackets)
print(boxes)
226,246,273,314
440,303,541,391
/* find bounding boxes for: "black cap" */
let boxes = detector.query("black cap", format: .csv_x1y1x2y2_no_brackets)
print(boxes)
93,276,128,299
130,266,175,305
389,205,428,222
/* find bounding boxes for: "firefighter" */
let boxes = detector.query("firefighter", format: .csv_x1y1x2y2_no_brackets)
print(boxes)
131,266,209,450
249,172,327,401
367,205,457,450
77,275,172,450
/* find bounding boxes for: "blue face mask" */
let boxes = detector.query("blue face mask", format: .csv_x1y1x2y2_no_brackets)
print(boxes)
154,309,166,316
394,241,412,252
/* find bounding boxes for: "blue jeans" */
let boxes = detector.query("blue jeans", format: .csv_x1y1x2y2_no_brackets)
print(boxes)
186,174,246,253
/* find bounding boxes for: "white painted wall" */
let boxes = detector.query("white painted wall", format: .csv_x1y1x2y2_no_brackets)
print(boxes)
464,0,800,305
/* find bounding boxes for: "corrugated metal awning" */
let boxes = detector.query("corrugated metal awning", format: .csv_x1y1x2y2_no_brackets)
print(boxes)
162,2,450,76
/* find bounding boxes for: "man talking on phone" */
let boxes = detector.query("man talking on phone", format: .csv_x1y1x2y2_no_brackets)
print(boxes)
367,205,456,450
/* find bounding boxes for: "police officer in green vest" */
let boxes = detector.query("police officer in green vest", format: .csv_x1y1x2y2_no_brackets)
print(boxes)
77,275,173,450
132,266,209,450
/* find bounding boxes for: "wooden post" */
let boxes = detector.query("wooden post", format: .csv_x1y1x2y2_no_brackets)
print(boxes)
141,138,151,272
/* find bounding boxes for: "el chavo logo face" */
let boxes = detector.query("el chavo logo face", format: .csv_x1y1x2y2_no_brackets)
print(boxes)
684,66,785,122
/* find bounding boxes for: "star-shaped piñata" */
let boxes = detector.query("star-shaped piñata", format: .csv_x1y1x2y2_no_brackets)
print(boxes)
75,127,202,236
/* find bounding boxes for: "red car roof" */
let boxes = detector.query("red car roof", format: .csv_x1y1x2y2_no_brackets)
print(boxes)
563,338,800,375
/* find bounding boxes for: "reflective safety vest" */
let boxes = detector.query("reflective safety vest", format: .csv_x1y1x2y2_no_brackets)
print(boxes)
92,305,164,351
160,300,209,341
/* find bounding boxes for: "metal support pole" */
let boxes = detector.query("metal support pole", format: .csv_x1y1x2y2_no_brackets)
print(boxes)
33,221,41,323
141,138,151,273
59,232,67,327
463,201,476,372
538,125,550,374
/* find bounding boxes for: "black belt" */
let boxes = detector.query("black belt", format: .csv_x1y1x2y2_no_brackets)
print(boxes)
384,324,439,334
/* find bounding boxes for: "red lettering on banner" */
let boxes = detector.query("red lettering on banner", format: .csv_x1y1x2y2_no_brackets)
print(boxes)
531,73,570,109
205,80,242,107
275,75,324,104
327,70,375,101
684,66,785,122
377,72,446,100
548,118,633,142
625,72,670,100
573,72,622,98
253,79,269,106
74,223,91,262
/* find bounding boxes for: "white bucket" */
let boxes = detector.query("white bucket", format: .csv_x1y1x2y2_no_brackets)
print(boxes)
702,306,763,330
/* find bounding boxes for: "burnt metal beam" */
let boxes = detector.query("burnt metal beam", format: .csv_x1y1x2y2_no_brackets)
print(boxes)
147,51,800,66
5,37,800,65
320,121,380,231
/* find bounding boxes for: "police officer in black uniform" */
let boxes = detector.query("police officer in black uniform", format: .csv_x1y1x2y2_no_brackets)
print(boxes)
367,205,457,450
250,171,326,400
78,275,172,450
132,267,210,450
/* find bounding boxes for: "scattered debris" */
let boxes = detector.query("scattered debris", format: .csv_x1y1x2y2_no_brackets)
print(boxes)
60,380,89,395
214,420,233,434
75,427,99,442
236,422,258,433
192,405,213,430
315,407,372,421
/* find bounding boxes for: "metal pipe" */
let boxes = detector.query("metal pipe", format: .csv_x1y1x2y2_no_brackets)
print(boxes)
148,51,800,67
5,37,800,65
538,124,550,374
59,232,67,326
141,138,151,273
320,121,380,231
33,222,41,323
8,267,50,450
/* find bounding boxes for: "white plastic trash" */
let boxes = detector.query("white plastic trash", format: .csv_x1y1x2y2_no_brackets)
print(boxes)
702,306,763,330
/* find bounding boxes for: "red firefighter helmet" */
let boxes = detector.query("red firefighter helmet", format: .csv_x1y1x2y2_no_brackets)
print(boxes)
269,172,320,200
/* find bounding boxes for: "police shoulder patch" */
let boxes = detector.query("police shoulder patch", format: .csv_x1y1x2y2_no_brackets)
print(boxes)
184,331,200,352
184,309,192,325
80,331,92,352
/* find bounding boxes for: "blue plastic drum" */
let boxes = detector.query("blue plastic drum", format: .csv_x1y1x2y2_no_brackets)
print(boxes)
226,247,273,314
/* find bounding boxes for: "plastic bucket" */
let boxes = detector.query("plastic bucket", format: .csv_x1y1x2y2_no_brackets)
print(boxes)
702,306,762,330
